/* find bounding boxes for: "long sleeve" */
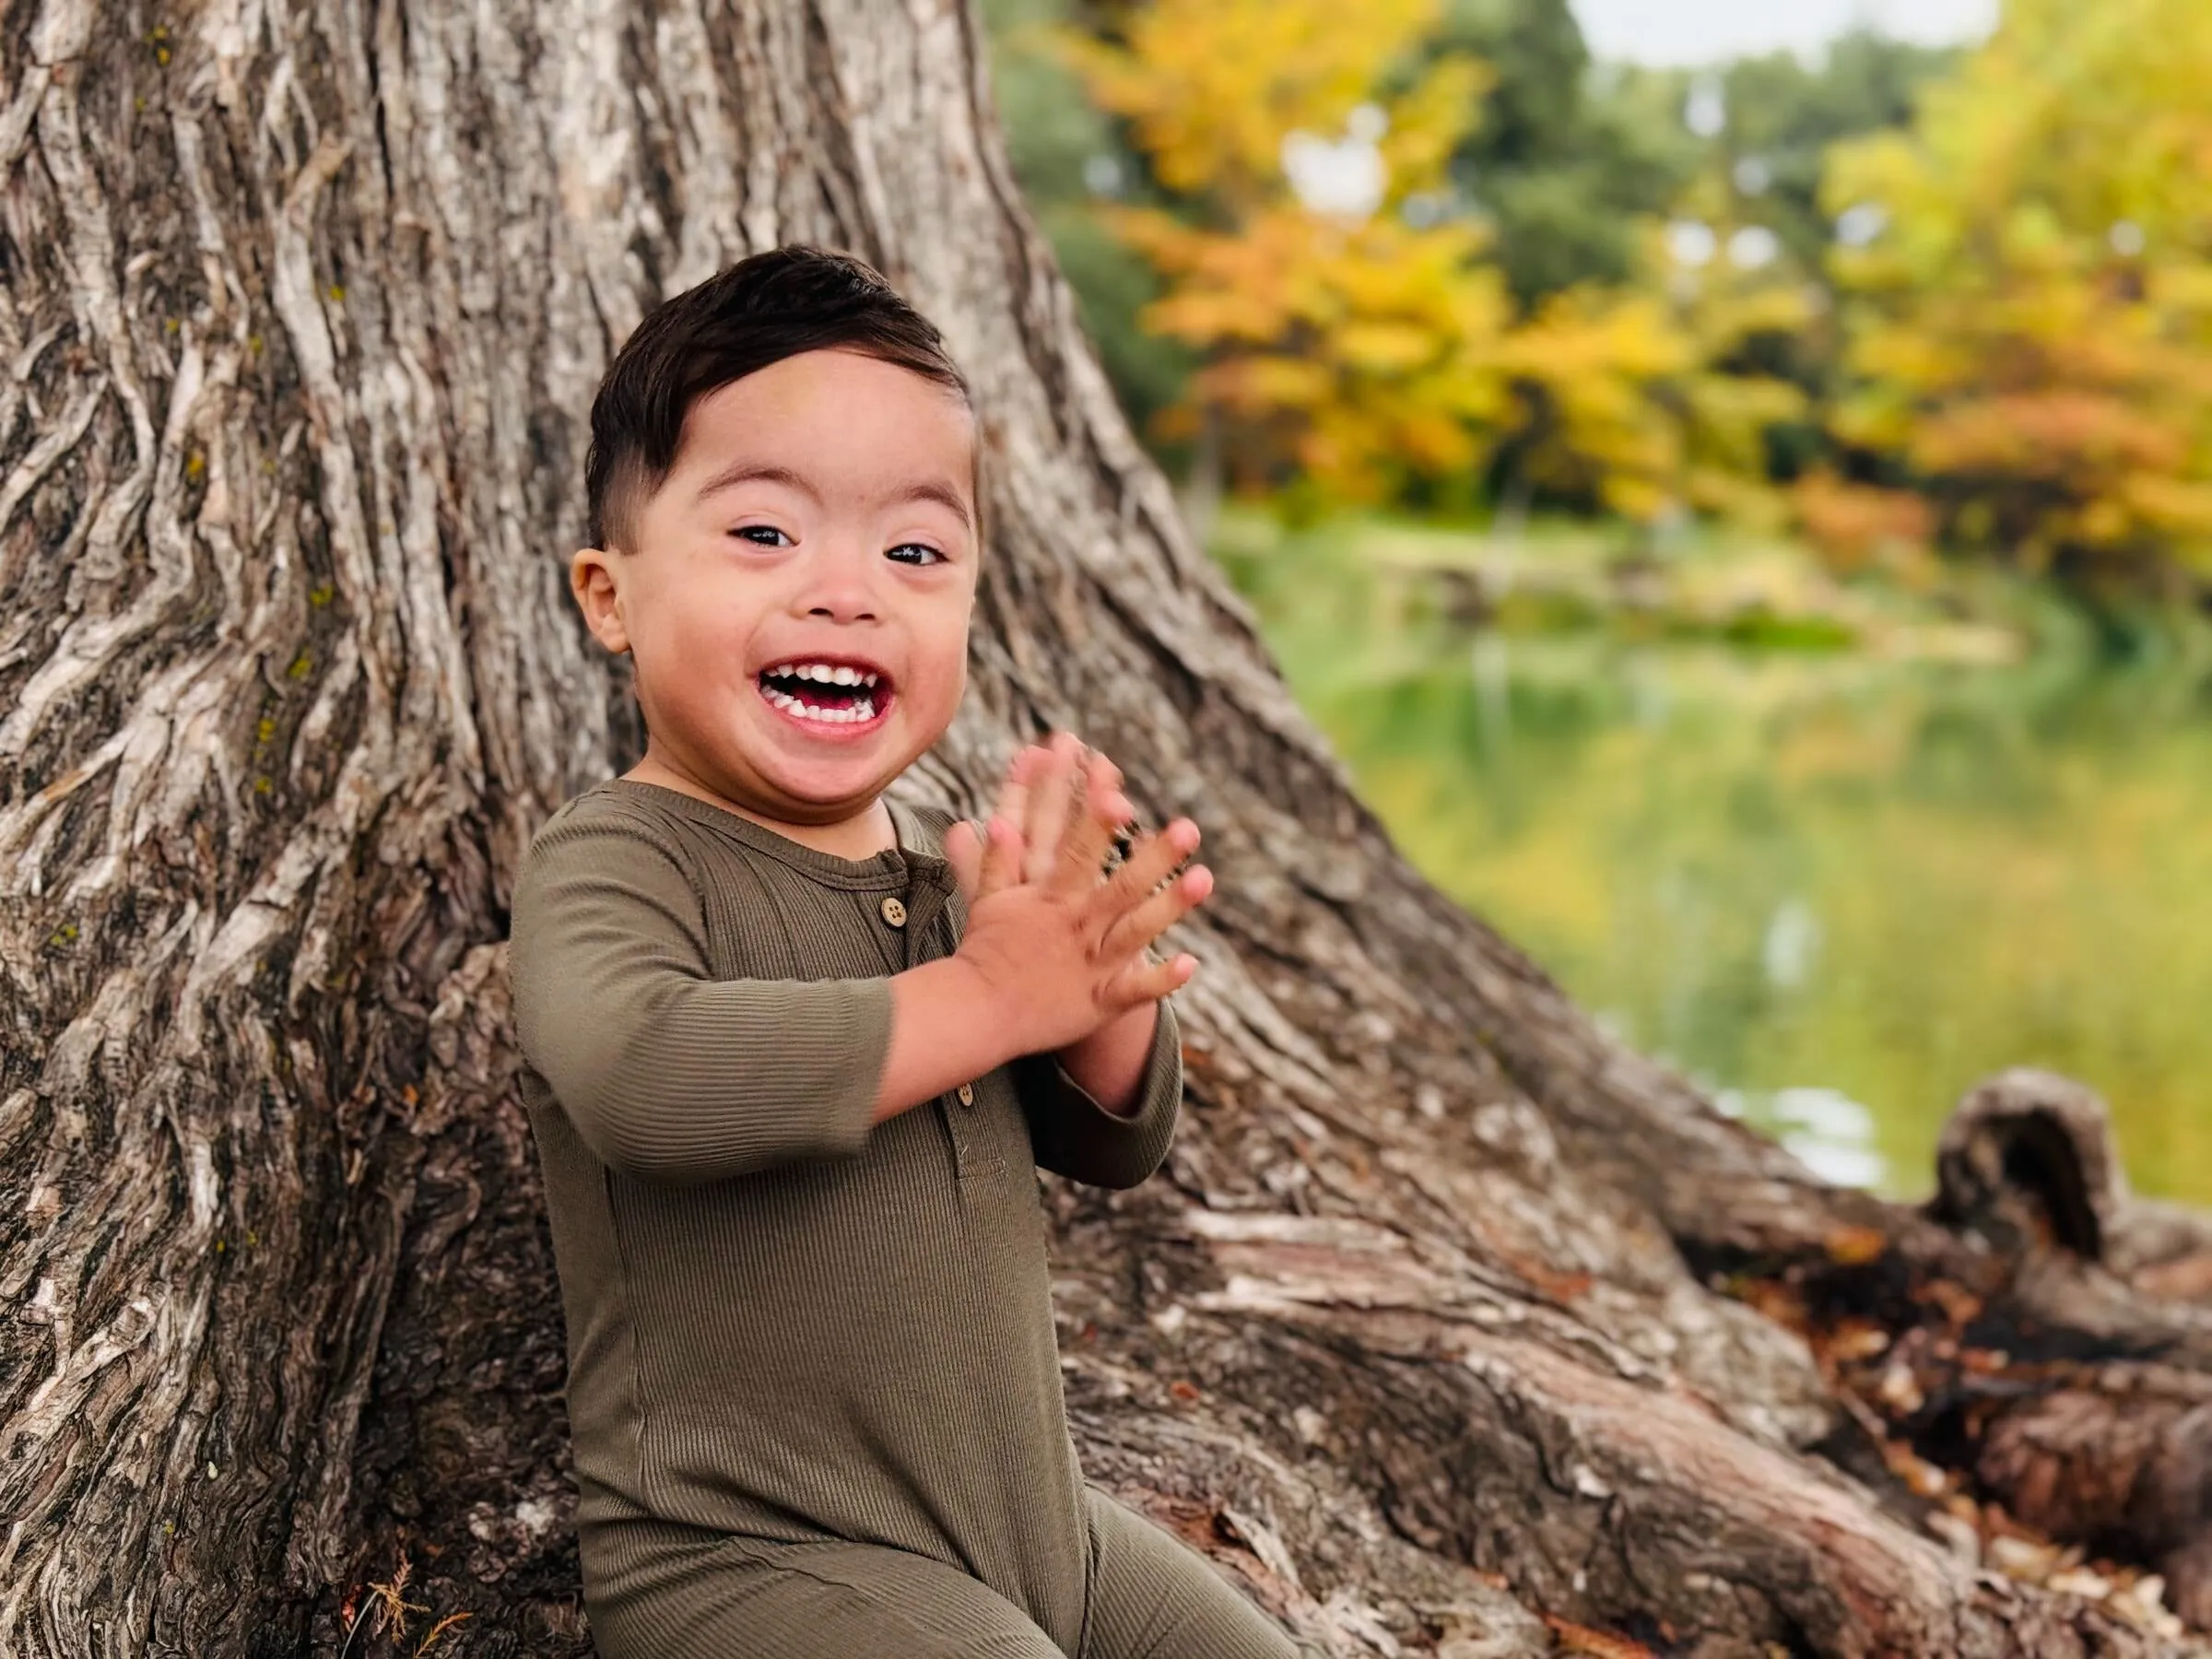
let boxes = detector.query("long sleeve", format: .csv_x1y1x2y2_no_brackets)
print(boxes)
1016,999,1182,1190
509,806,890,1184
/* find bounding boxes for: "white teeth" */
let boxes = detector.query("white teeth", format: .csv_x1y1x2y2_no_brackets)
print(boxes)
759,690,878,723
761,661,883,687
758,667,884,725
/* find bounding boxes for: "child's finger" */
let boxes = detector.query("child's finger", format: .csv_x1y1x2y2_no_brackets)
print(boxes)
988,746,1046,874
1099,864,1212,960
976,813,1026,900
944,818,984,902
1022,734,1083,885
1046,752,1130,896
1084,747,1124,806
1098,817,1199,912
1105,950,1200,1011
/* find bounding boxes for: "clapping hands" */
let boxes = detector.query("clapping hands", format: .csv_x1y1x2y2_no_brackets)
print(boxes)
942,734,1213,1057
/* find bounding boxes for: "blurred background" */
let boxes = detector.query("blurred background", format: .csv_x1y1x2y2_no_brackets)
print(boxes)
981,0,2212,1202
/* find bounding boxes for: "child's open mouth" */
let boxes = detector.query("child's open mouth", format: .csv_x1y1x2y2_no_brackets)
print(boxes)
756,659,892,729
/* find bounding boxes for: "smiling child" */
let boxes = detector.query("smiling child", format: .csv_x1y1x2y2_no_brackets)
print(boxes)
507,247,1309,1657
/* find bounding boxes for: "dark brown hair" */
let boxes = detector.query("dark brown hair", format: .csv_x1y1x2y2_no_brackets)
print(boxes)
584,246,972,550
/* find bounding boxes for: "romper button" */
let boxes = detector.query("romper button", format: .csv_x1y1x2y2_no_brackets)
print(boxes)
879,896,907,927
956,1082,975,1107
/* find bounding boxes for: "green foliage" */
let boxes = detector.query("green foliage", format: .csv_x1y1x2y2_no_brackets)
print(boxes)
1714,31,1963,271
1427,0,1701,306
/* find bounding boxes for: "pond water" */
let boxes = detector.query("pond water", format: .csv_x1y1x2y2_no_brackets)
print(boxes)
1258,587,2212,1204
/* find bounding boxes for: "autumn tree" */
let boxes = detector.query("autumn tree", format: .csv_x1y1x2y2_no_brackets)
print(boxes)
1059,0,1514,506
1819,0,2212,586
1490,211,1813,529
1061,0,1815,532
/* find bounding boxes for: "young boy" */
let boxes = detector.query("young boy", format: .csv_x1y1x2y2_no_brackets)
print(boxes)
509,247,1308,1658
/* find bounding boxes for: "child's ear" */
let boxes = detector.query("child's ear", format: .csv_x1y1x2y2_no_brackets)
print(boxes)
570,547,630,654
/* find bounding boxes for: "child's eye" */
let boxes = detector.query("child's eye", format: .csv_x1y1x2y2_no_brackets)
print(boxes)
732,524,792,548
886,542,945,567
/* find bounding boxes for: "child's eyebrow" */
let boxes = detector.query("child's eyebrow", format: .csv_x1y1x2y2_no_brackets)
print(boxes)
694,460,972,531
892,477,975,532
693,461,819,506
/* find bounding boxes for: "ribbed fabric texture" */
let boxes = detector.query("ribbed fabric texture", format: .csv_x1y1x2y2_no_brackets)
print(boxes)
581,1486,1312,1659
507,780,1184,1657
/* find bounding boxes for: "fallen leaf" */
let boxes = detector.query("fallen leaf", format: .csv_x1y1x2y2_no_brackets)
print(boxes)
1922,1278,1983,1326
1875,1362,1924,1415
1542,1614,1657,1657
2047,1568,2112,1599
1988,1535,2060,1583
1735,1278,1808,1332
1824,1226,1888,1266
1822,1321,1891,1362
1888,1449,1949,1498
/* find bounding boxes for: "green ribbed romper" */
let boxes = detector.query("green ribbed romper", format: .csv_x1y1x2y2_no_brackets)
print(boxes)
508,780,1304,1658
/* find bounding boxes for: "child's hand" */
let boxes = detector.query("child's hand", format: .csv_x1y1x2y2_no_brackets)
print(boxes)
944,732,1087,902
944,735,1213,1056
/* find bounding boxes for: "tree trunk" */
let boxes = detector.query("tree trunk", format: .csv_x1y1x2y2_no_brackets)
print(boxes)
3,4,2207,1656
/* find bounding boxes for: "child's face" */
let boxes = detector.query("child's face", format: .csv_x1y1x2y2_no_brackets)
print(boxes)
575,349,980,825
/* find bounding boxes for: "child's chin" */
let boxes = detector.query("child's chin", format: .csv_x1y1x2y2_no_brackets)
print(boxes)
759,750,897,809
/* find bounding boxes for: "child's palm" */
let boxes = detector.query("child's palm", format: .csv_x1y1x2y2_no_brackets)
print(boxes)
944,735,1210,1053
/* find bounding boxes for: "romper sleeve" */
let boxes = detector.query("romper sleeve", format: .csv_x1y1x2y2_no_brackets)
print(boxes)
1014,999,1182,1191
508,802,889,1185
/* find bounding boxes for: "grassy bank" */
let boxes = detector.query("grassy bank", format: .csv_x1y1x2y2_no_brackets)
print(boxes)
1211,507,2212,686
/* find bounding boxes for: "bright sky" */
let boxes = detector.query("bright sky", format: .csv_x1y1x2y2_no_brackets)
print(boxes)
1571,0,1998,65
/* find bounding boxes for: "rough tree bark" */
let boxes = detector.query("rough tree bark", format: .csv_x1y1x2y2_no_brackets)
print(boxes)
4,3,2209,1656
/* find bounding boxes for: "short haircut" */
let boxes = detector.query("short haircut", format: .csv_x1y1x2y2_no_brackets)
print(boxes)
584,246,973,550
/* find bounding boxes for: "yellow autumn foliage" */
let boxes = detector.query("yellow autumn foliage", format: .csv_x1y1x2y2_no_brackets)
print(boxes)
1056,0,1477,212
1043,0,2212,587
1496,289,1692,523
1823,0,2212,576
1494,171,1813,527
1499,264,1811,525
1110,204,1512,497
1065,0,1811,524
1060,0,1514,501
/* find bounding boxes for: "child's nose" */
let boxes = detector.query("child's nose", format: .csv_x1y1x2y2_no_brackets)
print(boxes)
797,542,882,623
